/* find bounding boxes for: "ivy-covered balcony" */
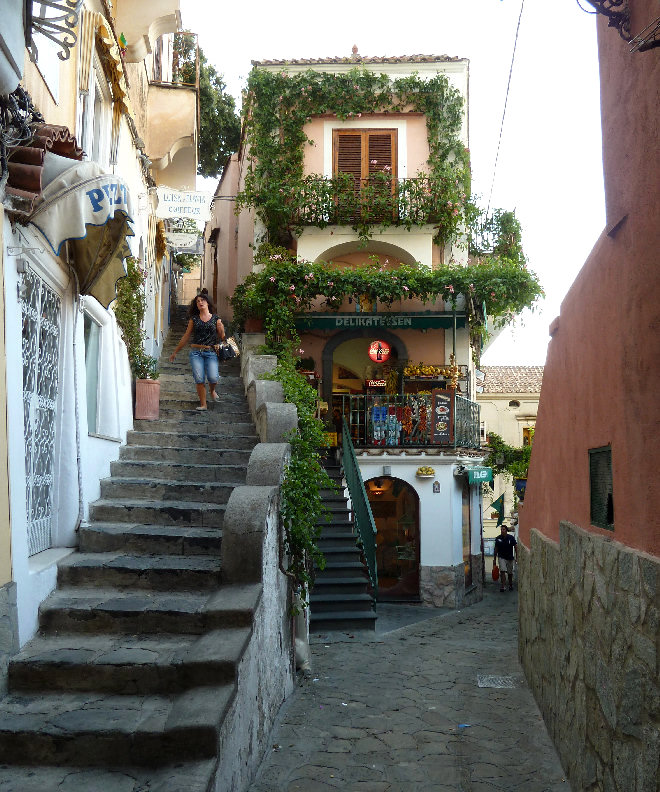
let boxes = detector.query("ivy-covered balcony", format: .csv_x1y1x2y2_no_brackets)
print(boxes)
293,173,450,230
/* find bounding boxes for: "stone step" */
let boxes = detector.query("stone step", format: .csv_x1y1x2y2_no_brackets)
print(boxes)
110,459,247,484
0,685,232,766
314,561,368,578
316,531,359,550
308,610,377,633
157,406,253,422
308,593,375,614
9,628,250,694
88,499,225,529
79,523,223,556
157,374,244,389
119,444,252,466
57,553,222,592
314,546,363,564
316,513,352,527
132,419,255,436
0,760,216,792
100,477,237,505
126,431,257,450
39,583,261,635
310,576,370,595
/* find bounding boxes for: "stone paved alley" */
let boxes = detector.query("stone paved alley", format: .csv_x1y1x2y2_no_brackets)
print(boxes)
249,584,570,792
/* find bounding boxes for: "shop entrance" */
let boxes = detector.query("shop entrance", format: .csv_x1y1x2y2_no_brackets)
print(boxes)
365,477,420,601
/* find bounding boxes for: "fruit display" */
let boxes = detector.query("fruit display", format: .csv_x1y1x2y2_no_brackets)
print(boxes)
416,465,435,476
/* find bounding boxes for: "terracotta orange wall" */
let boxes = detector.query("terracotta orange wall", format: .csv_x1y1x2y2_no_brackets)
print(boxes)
520,4,660,557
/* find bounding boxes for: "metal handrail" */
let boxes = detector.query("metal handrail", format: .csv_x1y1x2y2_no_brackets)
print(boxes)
341,418,378,598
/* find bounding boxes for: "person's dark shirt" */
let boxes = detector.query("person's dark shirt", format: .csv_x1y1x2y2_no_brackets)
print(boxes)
192,314,220,346
494,533,517,560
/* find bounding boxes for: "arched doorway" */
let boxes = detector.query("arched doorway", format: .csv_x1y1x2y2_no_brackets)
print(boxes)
365,477,420,601
321,327,408,404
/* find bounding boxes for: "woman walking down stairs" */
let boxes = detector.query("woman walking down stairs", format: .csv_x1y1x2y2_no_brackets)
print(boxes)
0,313,288,791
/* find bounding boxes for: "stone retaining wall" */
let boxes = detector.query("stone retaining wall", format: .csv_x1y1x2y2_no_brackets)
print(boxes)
0,583,18,694
420,555,483,608
519,522,659,792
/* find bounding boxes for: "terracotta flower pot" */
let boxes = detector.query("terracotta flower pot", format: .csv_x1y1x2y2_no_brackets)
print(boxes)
135,378,160,420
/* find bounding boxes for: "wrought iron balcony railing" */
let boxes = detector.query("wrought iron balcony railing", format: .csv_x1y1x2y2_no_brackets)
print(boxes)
294,174,444,228
335,393,481,450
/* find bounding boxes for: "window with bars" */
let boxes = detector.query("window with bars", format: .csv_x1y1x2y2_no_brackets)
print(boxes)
589,445,614,531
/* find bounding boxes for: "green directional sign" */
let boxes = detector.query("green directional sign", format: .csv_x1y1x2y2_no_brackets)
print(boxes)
467,466,493,484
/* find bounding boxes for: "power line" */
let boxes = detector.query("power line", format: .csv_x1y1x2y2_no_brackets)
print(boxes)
487,0,526,216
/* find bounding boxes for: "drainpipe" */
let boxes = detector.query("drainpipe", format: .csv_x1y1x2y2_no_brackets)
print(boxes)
67,255,85,532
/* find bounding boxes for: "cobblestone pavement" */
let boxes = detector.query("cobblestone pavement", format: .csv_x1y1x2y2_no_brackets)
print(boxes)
249,584,571,792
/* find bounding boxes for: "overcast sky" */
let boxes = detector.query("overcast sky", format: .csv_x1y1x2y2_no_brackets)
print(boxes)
180,0,606,365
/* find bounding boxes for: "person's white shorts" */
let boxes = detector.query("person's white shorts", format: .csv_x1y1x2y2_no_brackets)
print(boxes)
498,558,514,575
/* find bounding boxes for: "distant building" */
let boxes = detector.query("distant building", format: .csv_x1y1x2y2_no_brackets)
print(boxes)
477,365,543,544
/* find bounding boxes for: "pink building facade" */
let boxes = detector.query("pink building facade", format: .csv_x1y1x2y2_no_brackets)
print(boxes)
518,2,660,789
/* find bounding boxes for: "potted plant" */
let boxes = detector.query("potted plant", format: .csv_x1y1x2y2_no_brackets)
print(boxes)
133,351,161,420
113,256,161,420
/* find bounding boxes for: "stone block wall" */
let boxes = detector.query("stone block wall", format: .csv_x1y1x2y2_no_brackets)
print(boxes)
519,522,659,792
420,555,483,608
0,582,18,694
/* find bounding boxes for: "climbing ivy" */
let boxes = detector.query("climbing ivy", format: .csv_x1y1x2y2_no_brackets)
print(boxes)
236,68,471,245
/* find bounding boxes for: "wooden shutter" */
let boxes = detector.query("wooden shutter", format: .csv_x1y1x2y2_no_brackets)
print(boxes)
367,132,396,179
333,129,397,180
334,131,363,185
333,129,397,222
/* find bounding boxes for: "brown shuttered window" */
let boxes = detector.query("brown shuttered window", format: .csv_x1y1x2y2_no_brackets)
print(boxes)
333,129,397,181
333,130,397,221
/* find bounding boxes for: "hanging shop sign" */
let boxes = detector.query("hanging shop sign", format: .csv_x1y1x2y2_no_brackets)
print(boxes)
368,340,391,362
155,188,213,221
467,466,493,484
366,380,387,388
295,312,467,331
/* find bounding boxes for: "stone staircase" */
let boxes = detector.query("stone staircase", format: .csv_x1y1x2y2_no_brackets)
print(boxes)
0,315,265,790
309,458,377,633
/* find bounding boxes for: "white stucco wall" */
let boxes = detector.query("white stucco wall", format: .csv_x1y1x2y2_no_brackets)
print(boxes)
355,453,485,568
3,219,134,645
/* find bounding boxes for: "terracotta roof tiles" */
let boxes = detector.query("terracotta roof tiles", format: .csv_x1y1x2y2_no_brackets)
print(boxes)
479,366,544,394
252,54,465,67
6,124,83,216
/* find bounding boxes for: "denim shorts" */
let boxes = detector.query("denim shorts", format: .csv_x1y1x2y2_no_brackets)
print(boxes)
189,349,219,384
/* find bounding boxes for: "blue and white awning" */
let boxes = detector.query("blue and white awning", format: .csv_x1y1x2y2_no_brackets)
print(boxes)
28,157,134,307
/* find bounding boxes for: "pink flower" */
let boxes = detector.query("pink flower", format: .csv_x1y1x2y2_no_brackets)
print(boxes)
446,285,455,294
269,276,276,282
403,286,409,292
289,285,296,291
383,165,391,172
371,159,377,165
328,281,334,287
469,283,475,292
490,291,496,297
297,348,304,355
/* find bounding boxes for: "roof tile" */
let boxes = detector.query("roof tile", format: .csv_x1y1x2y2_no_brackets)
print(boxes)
479,366,544,394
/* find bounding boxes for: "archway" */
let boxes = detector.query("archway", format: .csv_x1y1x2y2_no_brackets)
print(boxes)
321,328,408,403
365,477,420,601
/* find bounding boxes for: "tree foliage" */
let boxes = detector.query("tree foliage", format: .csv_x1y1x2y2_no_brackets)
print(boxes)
197,49,241,178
